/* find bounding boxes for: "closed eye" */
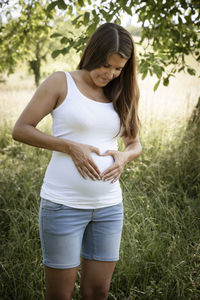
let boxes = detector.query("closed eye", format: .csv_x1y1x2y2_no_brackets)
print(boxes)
103,65,122,71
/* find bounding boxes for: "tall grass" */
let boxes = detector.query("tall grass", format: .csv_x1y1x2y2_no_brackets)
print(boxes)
114,121,200,299
0,70,200,299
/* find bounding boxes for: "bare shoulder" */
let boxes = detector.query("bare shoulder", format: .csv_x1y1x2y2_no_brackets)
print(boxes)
50,70,66,81
35,71,68,110
41,71,67,95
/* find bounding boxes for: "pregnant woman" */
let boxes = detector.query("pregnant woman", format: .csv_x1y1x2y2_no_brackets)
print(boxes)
12,23,142,300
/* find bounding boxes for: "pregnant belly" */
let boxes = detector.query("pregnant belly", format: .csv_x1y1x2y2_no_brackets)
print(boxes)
46,152,116,197
91,152,114,173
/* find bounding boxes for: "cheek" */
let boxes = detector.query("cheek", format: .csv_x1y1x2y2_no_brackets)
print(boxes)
92,69,104,78
97,68,106,75
114,71,121,78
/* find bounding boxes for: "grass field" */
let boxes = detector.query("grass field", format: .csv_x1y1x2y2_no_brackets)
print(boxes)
0,65,200,299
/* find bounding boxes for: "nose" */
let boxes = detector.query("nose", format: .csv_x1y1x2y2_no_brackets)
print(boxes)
106,69,115,80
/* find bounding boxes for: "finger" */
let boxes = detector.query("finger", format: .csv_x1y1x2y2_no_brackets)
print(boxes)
86,164,101,180
82,166,96,181
102,170,121,181
88,158,101,177
90,146,101,156
77,166,87,179
111,175,121,183
102,150,116,157
101,163,120,177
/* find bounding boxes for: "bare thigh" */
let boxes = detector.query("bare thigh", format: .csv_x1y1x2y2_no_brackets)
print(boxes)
45,266,78,300
80,258,117,300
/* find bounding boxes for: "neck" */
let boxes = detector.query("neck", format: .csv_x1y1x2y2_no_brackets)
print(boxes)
79,69,99,90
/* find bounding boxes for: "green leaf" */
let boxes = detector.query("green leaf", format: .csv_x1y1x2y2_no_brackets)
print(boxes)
163,77,169,86
83,12,90,25
47,1,58,12
153,79,161,91
115,18,121,25
87,23,97,35
60,36,68,44
92,9,97,17
51,49,61,58
123,6,132,16
153,65,162,79
61,47,69,54
72,15,82,25
57,0,67,9
78,0,84,7
141,70,148,80
100,9,108,19
50,32,63,38
178,66,185,72
187,68,196,76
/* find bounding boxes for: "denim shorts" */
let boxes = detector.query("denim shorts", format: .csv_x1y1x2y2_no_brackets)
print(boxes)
38,198,123,269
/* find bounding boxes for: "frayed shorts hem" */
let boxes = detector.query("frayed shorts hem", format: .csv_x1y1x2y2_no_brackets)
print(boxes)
43,261,80,269
81,254,119,262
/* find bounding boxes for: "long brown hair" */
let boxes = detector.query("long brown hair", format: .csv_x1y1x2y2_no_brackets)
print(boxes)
78,23,140,138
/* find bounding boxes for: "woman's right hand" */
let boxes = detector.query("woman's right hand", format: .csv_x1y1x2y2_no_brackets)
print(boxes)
68,142,101,180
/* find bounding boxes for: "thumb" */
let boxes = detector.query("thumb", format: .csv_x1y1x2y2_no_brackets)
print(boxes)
102,150,114,156
90,146,101,156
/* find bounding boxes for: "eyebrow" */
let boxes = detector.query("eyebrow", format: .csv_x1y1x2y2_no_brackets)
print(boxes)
105,63,123,69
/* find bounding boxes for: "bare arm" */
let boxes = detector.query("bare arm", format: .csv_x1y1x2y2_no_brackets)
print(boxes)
12,71,72,153
12,72,101,179
121,135,142,163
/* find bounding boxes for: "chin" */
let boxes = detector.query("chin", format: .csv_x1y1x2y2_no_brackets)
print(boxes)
100,82,108,87
95,81,107,87
99,79,110,86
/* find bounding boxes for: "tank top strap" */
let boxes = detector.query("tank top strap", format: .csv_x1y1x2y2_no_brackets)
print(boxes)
65,72,79,100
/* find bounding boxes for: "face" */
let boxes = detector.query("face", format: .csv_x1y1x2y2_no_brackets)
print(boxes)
89,53,128,87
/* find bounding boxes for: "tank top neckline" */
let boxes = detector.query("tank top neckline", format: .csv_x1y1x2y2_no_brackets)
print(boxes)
67,72,113,105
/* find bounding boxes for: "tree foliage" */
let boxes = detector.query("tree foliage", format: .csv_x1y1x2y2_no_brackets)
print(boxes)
47,0,200,90
1,0,200,90
0,0,54,85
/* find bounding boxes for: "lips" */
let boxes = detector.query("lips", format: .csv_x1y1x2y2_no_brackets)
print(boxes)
101,77,109,83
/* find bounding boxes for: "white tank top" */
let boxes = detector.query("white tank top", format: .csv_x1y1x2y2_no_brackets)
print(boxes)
40,72,122,209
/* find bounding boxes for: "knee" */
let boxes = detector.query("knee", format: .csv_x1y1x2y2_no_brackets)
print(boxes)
80,284,109,300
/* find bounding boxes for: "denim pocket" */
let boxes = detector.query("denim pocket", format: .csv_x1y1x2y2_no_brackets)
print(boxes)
41,198,64,211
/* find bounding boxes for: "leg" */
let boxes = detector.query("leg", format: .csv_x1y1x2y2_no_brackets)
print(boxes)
80,202,123,299
45,266,78,300
38,199,92,299
80,258,116,300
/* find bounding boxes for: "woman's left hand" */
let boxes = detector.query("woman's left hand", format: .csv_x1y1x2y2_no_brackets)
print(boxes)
100,150,127,183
